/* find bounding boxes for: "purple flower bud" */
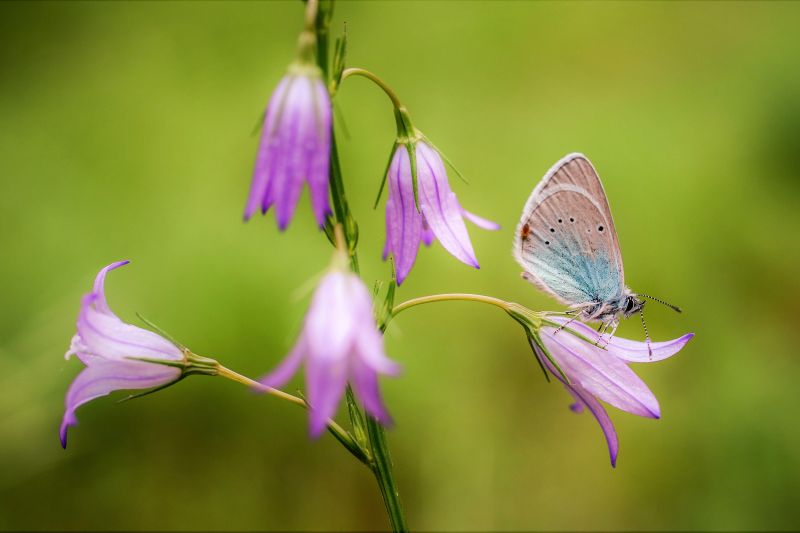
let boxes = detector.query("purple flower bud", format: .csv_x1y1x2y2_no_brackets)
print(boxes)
384,141,500,285
60,261,183,448
260,270,401,438
535,318,693,467
244,66,332,230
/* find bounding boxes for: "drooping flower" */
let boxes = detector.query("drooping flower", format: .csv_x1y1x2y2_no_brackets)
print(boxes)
260,269,401,437
60,261,184,448
244,64,332,230
383,140,500,284
534,318,693,467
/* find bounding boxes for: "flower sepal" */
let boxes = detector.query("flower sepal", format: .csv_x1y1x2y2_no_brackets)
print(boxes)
125,351,221,378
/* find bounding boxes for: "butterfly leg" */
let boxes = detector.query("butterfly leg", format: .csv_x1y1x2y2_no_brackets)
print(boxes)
593,322,609,346
600,321,619,349
554,314,580,335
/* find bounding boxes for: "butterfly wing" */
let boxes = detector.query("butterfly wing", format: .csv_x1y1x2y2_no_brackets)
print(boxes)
513,153,625,309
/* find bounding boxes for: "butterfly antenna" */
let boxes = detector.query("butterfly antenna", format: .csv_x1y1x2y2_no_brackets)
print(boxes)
638,293,682,314
640,307,653,359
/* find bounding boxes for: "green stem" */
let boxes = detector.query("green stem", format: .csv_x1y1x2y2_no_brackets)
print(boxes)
366,416,408,533
392,293,511,316
341,67,403,109
315,8,406,531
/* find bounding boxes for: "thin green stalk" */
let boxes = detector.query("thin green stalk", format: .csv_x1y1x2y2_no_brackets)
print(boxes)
217,365,368,463
315,6,406,530
340,67,403,109
366,416,408,533
392,293,511,316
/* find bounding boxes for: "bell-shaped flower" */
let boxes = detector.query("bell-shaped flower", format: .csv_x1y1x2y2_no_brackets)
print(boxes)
244,64,332,230
534,318,693,467
260,269,401,437
60,261,184,448
383,140,500,284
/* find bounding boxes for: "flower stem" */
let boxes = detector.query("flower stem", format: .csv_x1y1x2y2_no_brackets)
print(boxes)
366,415,408,533
392,293,511,316
216,364,369,464
341,67,403,109
318,15,407,532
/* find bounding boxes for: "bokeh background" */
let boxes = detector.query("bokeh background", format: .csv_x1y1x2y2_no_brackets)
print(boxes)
2,0,799,530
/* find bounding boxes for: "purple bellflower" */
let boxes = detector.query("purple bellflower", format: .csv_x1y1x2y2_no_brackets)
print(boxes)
60,261,184,448
260,269,401,437
383,140,500,284
244,64,332,230
535,317,693,466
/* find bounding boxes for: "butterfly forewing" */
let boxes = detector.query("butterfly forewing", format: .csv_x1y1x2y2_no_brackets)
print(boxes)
514,153,625,308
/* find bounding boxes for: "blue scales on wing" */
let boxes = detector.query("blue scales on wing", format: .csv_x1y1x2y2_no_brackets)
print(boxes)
513,153,626,311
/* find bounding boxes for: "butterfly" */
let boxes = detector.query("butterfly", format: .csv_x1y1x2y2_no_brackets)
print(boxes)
513,153,678,339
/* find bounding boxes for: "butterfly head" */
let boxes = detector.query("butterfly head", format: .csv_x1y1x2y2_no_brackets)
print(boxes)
621,291,644,318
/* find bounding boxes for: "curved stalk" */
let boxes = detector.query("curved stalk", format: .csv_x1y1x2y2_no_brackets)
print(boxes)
341,67,403,109
392,293,511,316
217,364,369,464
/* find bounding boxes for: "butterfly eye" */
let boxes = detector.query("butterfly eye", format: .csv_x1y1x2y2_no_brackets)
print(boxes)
625,298,634,313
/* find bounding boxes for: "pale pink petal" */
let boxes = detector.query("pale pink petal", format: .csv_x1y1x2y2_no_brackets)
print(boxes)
462,209,501,231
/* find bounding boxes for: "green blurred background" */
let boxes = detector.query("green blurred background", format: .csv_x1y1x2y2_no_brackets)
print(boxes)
2,0,799,530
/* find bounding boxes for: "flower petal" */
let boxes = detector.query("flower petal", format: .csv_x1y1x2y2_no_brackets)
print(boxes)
91,260,130,316
304,272,360,365
541,326,661,418
305,349,349,439
351,356,393,426
245,76,292,221
548,317,694,363
305,77,332,227
273,75,314,230
421,217,435,247
60,358,180,448
538,348,619,467
259,337,306,389
77,294,183,363
385,147,422,285
416,142,479,269
462,209,501,231
563,380,619,467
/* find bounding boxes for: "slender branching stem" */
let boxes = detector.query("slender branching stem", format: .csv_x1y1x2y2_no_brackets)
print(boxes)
216,364,367,463
341,67,403,109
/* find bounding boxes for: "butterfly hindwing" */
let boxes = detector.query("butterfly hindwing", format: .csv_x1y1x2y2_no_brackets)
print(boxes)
514,153,625,308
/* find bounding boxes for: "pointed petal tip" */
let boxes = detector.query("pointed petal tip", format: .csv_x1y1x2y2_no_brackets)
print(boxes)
308,414,327,440
610,453,617,468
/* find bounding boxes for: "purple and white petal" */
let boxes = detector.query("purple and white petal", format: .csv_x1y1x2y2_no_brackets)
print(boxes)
538,349,619,467
351,356,393,426
540,327,660,418
305,351,349,438
91,260,130,316
548,317,693,363
304,271,359,364
259,338,306,389
245,76,292,221
386,147,423,285
563,380,619,467
462,209,501,231
78,295,183,363
60,358,180,448
305,77,332,227
416,142,479,269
